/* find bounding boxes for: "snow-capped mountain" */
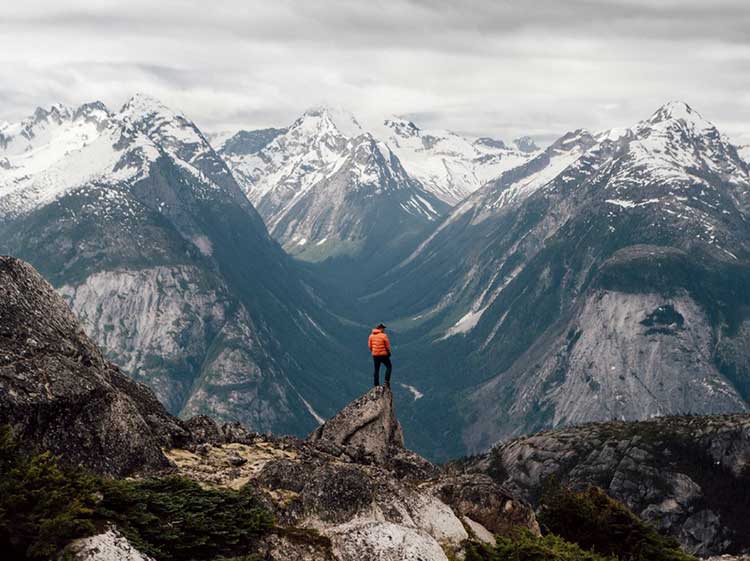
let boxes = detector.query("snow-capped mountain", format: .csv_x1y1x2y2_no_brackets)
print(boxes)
218,107,449,261
434,128,597,232
377,118,539,204
4,95,749,463
0,102,150,219
363,101,750,459
0,95,363,436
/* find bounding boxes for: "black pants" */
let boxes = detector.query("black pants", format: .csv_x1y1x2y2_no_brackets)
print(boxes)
373,355,392,386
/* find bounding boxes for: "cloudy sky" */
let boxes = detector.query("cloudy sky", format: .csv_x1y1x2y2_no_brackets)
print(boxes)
2,0,749,144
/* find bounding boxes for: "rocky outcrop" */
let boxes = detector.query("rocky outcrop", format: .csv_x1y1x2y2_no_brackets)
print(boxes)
166,387,539,560
309,385,404,463
0,256,188,476
465,414,750,556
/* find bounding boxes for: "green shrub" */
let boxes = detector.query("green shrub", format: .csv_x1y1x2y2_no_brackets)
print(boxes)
538,484,696,561
0,426,98,560
97,476,273,560
464,530,615,561
0,426,274,560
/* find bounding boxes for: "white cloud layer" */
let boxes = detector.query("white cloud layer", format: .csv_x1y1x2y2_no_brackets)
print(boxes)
1,0,749,144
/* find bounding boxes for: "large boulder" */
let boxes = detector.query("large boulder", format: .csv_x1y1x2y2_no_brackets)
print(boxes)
429,474,540,538
61,529,154,561
0,257,188,476
257,530,334,561
308,385,404,463
328,521,451,561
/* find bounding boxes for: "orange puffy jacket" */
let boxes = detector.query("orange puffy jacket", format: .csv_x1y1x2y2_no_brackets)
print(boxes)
368,328,391,357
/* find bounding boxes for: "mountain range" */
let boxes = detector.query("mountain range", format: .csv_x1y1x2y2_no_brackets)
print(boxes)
363,101,750,457
216,107,450,263
0,94,365,439
2,96,749,461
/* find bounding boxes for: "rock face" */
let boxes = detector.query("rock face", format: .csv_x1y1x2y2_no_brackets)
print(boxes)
308,385,404,463
465,414,750,556
429,474,540,538
0,256,189,476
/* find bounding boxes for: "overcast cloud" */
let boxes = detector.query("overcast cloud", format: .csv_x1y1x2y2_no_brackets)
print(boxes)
2,0,749,144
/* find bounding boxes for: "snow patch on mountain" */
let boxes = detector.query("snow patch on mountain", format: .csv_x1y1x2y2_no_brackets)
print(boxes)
615,101,748,188
376,118,536,204
400,383,424,400
441,307,487,338
299,393,325,425
191,235,213,256
0,104,158,219
605,198,661,209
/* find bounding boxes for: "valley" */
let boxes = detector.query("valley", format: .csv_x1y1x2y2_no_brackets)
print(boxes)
2,98,750,462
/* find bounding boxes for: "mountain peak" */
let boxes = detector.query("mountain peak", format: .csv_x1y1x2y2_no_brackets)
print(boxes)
2,101,109,139
474,136,507,150
73,101,111,123
513,136,539,153
118,93,212,157
384,117,422,138
627,100,747,183
550,128,596,152
647,100,712,130
120,93,180,122
31,103,74,124
296,105,364,138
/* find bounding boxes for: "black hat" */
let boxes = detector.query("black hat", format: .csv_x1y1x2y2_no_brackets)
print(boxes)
376,323,387,329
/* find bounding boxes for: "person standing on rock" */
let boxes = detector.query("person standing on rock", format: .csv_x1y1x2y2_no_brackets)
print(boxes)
368,323,392,387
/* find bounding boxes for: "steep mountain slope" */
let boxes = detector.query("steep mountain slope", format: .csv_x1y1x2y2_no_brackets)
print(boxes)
377,118,538,205
367,127,597,336
464,414,750,556
368,102,750,459
0,96,363,437
218,108,449,262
